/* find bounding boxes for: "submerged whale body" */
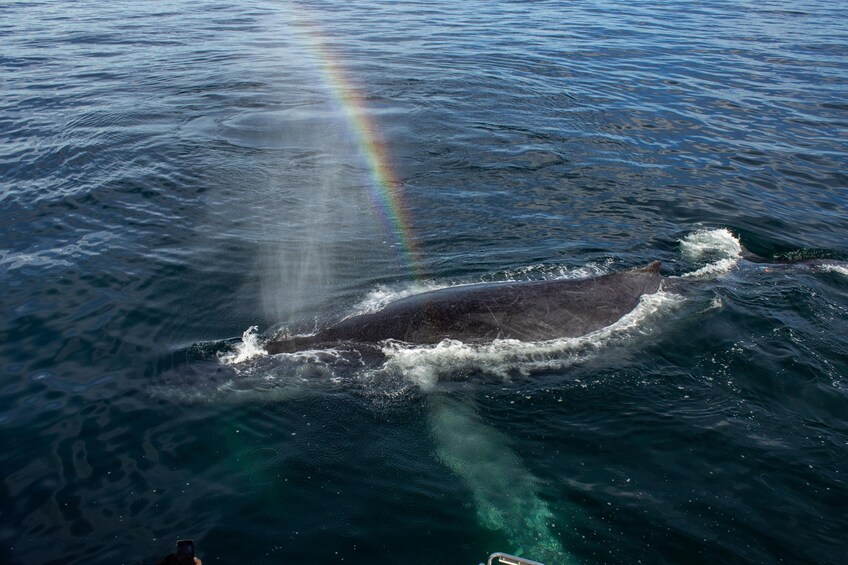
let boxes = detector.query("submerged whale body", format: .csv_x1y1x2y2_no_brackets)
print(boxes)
265,261,663,354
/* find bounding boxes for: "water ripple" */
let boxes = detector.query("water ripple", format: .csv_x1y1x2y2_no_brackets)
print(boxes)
2,0,848,563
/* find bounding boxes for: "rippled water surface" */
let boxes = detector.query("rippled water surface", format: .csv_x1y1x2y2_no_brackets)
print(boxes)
2,1,847,563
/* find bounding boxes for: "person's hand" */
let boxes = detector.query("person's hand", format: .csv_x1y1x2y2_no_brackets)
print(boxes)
193,558,202,565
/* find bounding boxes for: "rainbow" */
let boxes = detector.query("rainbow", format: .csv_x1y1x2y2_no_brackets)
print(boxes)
289,7,421,279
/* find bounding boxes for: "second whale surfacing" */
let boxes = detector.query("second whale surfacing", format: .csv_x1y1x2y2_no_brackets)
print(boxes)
265,261,663,354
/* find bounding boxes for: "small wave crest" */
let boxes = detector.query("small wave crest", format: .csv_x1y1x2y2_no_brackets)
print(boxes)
353,281,447,314
814,263,848,277
678,228,742,278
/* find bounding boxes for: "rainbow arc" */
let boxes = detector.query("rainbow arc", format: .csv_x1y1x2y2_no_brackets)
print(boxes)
290,6,421,279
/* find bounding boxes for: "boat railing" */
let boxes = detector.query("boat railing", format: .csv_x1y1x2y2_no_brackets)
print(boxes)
483,552,544,565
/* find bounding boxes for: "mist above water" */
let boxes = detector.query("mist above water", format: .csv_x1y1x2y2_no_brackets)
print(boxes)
259,143,351,325
256,8,394,328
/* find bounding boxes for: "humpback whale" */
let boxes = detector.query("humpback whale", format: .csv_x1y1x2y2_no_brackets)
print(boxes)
265,261,663,354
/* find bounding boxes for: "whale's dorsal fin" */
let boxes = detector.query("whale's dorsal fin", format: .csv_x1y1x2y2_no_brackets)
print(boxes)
631,260,661,274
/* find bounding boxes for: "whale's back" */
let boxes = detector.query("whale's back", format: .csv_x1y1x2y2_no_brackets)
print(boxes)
263,262,663,353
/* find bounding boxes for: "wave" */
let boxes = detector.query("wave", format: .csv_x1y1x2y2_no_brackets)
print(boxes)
677,227,743,278
814,262,848,277
0,231,116,271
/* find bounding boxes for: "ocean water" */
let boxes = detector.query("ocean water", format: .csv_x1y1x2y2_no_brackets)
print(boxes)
2,1,847,563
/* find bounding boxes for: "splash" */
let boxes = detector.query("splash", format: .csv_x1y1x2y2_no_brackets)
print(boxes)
678,228,742,278
220,326,265,365
352,280,448,315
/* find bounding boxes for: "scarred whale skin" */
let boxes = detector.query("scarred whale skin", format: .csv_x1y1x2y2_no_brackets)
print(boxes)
265,261,663,354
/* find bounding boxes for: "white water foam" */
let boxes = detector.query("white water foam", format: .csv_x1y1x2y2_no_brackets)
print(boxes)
494,261,609,283
678,228,742,278
220,326,266,365
680,256,740,279
815,263,848,277
353,281,448,314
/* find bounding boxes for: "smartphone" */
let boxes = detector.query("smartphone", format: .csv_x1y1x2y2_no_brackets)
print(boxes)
176,539,194,561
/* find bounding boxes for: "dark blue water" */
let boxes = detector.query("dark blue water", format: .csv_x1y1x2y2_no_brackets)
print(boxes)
2,1,847,563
